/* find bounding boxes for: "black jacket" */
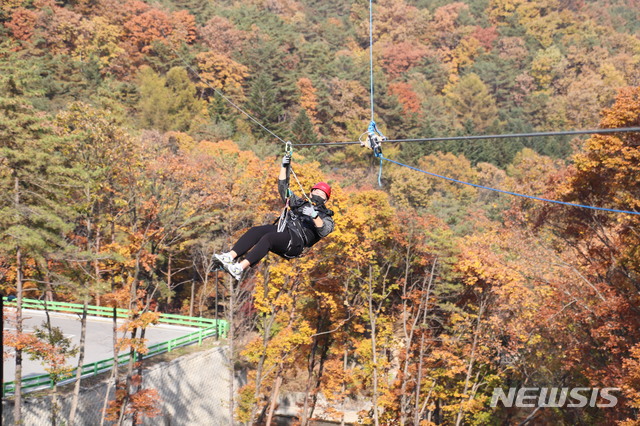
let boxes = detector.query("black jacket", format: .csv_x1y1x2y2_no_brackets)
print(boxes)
278,178,335,247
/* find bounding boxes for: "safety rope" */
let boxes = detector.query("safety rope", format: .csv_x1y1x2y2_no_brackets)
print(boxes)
290,167,312,203
369,0,375,122
379,154,640,216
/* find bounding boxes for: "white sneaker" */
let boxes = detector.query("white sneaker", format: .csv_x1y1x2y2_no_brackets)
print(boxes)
214,252,234,267
225,263,244,281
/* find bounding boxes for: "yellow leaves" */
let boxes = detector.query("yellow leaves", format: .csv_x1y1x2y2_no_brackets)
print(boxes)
371,0,430,44
449,312,465,325
73,16,125,70
324,78,369,139
242,322,313,370
451,36,482,72
599,62,627,88
530,46,566,89
252,263,298,315
488,0,523,25
196,51,249,97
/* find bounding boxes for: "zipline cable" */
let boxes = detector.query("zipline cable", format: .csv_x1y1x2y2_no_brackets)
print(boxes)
292,127,640,146
169,46,288,145
379,154,640,216
168,39,640,215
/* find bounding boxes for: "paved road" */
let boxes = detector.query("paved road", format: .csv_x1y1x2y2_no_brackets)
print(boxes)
3,309,198,382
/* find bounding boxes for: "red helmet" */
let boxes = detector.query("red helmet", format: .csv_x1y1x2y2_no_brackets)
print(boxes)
311,182,331,200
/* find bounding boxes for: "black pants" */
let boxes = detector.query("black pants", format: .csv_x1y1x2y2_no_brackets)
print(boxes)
232,225,303,266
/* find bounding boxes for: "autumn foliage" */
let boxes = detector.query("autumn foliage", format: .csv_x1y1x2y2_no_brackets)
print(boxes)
2,0,640,424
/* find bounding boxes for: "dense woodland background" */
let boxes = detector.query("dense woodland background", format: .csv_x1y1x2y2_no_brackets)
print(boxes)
1,0,640,424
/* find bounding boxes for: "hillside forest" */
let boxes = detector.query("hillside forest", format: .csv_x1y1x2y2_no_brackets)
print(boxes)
1,0,640,424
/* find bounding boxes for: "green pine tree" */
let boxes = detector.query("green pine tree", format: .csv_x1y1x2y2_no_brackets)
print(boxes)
246,73,290,141
0,63,80,424
137,66,207,133
165,67,208,133
291,109,319,145
137,66,172,131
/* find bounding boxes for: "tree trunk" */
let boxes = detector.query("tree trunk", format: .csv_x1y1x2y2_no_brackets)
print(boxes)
118,324,137,426
265,371,283,425
414,334,426,424
340,349,348,426
455,299,486,426
69,294,89,425
300,337,318,426
307,340,329,422
167,253,172,305
227,275,235,423
45,280,54,302
367,268,380,426
112,305,119,384
42,299,59,426
252,271,277,423
14,245,24,425
51,384,59,426
100,367,117,426
190,279,195,317
214,273,219,340
102,305,120,425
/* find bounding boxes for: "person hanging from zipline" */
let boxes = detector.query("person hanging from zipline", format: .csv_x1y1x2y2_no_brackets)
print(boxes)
213,150,335,280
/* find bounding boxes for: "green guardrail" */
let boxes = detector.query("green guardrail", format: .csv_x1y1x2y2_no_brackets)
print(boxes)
2,297,228,397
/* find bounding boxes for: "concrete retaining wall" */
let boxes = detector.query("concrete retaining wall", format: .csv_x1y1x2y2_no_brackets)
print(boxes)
2,346,235,426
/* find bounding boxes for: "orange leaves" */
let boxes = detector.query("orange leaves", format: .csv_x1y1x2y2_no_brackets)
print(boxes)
5,7,37,41
105,382,161,424
243,322,313,367
122,312,161,332
117,337,149,354
575,87,640,206
455,230,523,289
622,344,640,414
199,16,250,56
471,26,499,51
124,7,171,54
329,190,395,265
297,77,319,125
38,5,84,54
432,2,468,33
381,42,428,80
170,10,196,45
4,328,73,378
388,81,421,114
116,1,198,62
